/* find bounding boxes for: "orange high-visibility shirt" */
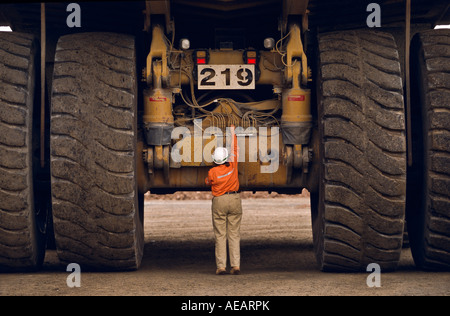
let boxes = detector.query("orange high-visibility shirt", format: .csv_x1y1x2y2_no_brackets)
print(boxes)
205,133,239,197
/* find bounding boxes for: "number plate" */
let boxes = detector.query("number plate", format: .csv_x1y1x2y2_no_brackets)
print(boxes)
198,65,255,90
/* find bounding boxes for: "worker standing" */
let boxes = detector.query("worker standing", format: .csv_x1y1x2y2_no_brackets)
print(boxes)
205,125,242,275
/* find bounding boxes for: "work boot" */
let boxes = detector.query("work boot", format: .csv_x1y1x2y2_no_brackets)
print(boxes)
216,268,227,275
230,267,241,275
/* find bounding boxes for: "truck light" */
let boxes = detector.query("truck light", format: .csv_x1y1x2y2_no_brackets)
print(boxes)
244,50,258,64
264,37,275,49
194,50,208,64
180,38,190,50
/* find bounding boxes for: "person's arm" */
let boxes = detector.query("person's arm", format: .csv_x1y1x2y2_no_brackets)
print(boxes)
229,125,238,163
205,169,212,186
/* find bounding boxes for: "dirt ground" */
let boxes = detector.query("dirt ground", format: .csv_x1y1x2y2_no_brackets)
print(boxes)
0,194,449,297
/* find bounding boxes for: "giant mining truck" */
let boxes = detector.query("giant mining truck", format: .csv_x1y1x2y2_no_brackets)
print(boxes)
0,0,449,272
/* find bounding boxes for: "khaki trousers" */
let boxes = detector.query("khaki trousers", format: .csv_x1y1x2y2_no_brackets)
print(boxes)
211,193,243,269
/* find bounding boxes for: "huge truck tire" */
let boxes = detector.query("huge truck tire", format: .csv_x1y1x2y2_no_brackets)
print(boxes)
407,29,450,270
50,33,144,270
312,30,407,271
0,33,47,270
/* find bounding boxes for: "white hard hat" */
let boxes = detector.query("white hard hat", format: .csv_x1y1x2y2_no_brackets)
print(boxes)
212,147,229,165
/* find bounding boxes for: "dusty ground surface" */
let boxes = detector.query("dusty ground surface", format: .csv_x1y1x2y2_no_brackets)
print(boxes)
0,195,449,297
